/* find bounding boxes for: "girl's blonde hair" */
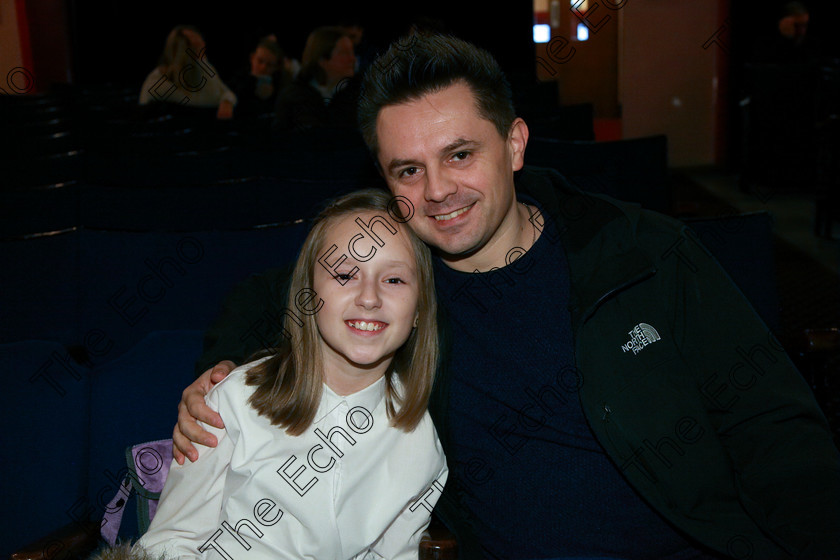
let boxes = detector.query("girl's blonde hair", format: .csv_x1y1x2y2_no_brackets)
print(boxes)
157,25,204,88
245,188,438,435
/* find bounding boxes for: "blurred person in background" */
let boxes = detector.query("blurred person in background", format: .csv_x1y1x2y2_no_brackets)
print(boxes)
139,25,237,119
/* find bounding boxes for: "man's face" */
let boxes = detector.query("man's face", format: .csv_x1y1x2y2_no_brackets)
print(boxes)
250,47,279,77
779,12,809,44
375,82,527,269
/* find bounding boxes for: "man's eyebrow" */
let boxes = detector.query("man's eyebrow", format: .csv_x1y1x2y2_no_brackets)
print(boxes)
386,157,420,174
441,138,479,155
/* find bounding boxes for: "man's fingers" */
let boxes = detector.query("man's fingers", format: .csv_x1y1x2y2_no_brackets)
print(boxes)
171,360,234,462
172,424,199,463
172,443,186,465
179,393,223,436
185,391,225,430
209,360,236,384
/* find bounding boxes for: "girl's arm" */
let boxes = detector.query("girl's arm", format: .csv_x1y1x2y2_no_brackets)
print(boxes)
366,463,449,560
135,392,234,559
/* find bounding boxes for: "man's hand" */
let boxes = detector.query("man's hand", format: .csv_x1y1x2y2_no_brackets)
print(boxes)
173,360,236,464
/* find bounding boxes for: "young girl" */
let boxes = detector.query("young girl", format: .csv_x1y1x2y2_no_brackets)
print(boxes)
135,189,447,559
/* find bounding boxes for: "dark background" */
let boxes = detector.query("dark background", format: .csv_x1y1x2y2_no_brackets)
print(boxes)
63,1,840,87
60,0,840,172
64,1,536,87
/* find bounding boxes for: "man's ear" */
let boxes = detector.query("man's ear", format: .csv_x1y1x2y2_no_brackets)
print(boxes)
508,118,529,172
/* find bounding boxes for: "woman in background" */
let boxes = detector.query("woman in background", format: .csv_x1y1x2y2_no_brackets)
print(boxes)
273,26,358,132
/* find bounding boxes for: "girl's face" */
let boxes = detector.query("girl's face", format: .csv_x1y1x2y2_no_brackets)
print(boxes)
312,211,420,389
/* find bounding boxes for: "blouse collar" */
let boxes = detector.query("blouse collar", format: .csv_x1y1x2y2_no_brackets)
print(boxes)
315,374,388,423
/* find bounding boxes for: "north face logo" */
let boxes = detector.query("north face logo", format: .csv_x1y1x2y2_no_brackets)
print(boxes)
621,323,661,354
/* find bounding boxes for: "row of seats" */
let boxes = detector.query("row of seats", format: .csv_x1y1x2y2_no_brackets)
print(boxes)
2,330,203,558
3,135,671,239
2,175,365,236
1,223,310,362
3,132,670,236
6,141,381,188
2,84,597,189
2,86,370,189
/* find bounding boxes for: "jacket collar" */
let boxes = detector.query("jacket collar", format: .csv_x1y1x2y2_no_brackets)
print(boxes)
516,166,657,330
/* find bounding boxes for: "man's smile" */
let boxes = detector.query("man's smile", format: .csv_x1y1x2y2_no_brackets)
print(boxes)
431,203,475,221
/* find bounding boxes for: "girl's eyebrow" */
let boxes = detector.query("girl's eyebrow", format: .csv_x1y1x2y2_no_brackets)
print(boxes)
380,260,416,270
375,261,420,277
330,257,415,271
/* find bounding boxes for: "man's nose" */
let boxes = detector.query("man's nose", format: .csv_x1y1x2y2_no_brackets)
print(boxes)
424,166,457,203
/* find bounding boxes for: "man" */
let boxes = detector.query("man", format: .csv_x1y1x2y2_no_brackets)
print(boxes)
773,1,814,63
174,33,840,559
750,1,819,65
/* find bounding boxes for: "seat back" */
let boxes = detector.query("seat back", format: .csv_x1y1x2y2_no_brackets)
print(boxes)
0,183,81,236
683,211,781,334
87,330,203,542
525,135,670,214
0,229,81,345
77,223,309,366
520,102,596,141
0,340,91,558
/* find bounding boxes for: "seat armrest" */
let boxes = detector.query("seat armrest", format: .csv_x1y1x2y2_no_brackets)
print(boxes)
785,328,840,442
419,515,458,559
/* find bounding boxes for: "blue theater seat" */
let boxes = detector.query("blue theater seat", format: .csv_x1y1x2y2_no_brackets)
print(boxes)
2,220,311,356
78,177,361,230
5,150,87,189
0,229,81,345
0,183,80,236
525,135,671,214
76,224,309,366
683,211,781,335
0,340,91,559
520,102,596,141
86,329,204,543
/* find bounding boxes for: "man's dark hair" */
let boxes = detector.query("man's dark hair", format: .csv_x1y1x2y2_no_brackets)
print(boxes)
357,32,516,156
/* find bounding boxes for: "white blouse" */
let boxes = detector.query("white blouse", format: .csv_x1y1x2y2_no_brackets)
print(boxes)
136,361,448,560
138,65,237,107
